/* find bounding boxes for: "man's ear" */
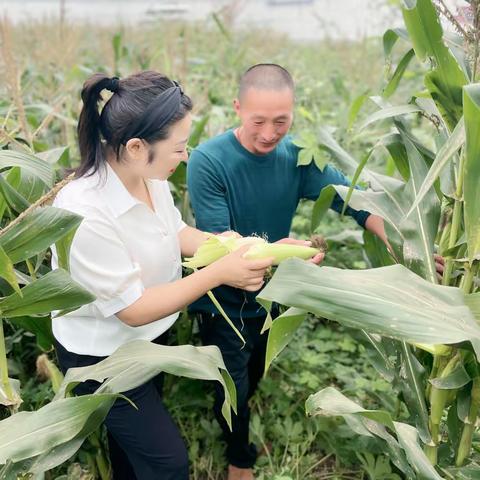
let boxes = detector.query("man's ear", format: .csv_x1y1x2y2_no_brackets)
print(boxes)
125,138,145,160
233,98,241,115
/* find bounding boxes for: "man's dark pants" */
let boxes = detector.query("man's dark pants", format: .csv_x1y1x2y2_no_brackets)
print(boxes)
198,312,270,469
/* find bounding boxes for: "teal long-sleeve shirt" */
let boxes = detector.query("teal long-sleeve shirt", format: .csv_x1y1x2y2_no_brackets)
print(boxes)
186,129,370,318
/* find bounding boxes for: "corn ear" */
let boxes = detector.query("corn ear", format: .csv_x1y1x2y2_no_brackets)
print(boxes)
182,235,320,346
182,239,228,268
183,235,321,268
244,243,320,265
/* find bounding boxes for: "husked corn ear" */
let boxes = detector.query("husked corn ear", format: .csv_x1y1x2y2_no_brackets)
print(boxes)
182,235,321,268
243,243,320,265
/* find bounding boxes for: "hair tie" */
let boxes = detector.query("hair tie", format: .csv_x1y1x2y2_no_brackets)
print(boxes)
106,76,120,93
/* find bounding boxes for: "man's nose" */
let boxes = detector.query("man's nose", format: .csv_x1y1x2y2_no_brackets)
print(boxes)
261,125,276,142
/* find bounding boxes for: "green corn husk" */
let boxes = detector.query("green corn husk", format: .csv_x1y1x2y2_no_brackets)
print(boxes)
183,235,321,269
182,236,261,268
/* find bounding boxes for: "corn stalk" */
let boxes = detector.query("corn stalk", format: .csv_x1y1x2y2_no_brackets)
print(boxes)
0,318,14,408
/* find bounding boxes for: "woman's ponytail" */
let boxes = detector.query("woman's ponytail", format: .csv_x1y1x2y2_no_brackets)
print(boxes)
76,74,114,178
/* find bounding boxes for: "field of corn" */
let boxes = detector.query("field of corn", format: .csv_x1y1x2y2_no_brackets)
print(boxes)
1,0,480,478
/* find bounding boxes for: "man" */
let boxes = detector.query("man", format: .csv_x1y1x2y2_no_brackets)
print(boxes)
186,64,387,480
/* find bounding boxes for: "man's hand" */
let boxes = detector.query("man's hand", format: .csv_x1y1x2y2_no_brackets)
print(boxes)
434,254,445,281
365,216,446,278
217,231,242,238
275,237,325,265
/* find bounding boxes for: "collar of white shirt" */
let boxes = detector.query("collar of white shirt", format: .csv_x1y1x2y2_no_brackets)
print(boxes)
96,163,155,218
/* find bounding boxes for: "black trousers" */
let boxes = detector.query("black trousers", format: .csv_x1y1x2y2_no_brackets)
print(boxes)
55,334,189,480
198,312,269,469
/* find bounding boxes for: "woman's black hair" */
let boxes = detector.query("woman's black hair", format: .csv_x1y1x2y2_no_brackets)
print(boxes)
76,71,192,177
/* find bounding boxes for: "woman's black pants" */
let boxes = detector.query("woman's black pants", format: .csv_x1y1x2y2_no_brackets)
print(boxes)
55,334,189,480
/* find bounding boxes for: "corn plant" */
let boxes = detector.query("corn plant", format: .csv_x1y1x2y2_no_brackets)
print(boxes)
259,0,480,477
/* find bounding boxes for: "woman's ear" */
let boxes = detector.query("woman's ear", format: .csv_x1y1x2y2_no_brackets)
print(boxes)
125,138,147,161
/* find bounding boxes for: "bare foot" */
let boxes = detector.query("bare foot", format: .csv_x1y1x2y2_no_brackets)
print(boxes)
227,464,254,480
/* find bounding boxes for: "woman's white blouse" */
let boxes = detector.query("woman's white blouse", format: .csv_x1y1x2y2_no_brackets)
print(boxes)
51,164,186,356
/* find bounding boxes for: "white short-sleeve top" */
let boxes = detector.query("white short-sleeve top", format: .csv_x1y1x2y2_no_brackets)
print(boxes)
51,163,186,356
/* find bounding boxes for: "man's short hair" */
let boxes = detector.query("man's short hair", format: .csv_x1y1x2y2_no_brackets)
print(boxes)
238,64,294,99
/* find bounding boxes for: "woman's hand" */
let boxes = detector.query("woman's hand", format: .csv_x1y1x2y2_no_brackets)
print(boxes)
208,245,273,291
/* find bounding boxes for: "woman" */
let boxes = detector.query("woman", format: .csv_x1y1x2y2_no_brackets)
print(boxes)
51,71,273,480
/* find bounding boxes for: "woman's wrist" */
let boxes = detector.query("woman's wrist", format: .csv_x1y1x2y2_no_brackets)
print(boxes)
202,261,224,289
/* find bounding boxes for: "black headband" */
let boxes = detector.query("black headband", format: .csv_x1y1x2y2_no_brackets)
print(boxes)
120,83,183,144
